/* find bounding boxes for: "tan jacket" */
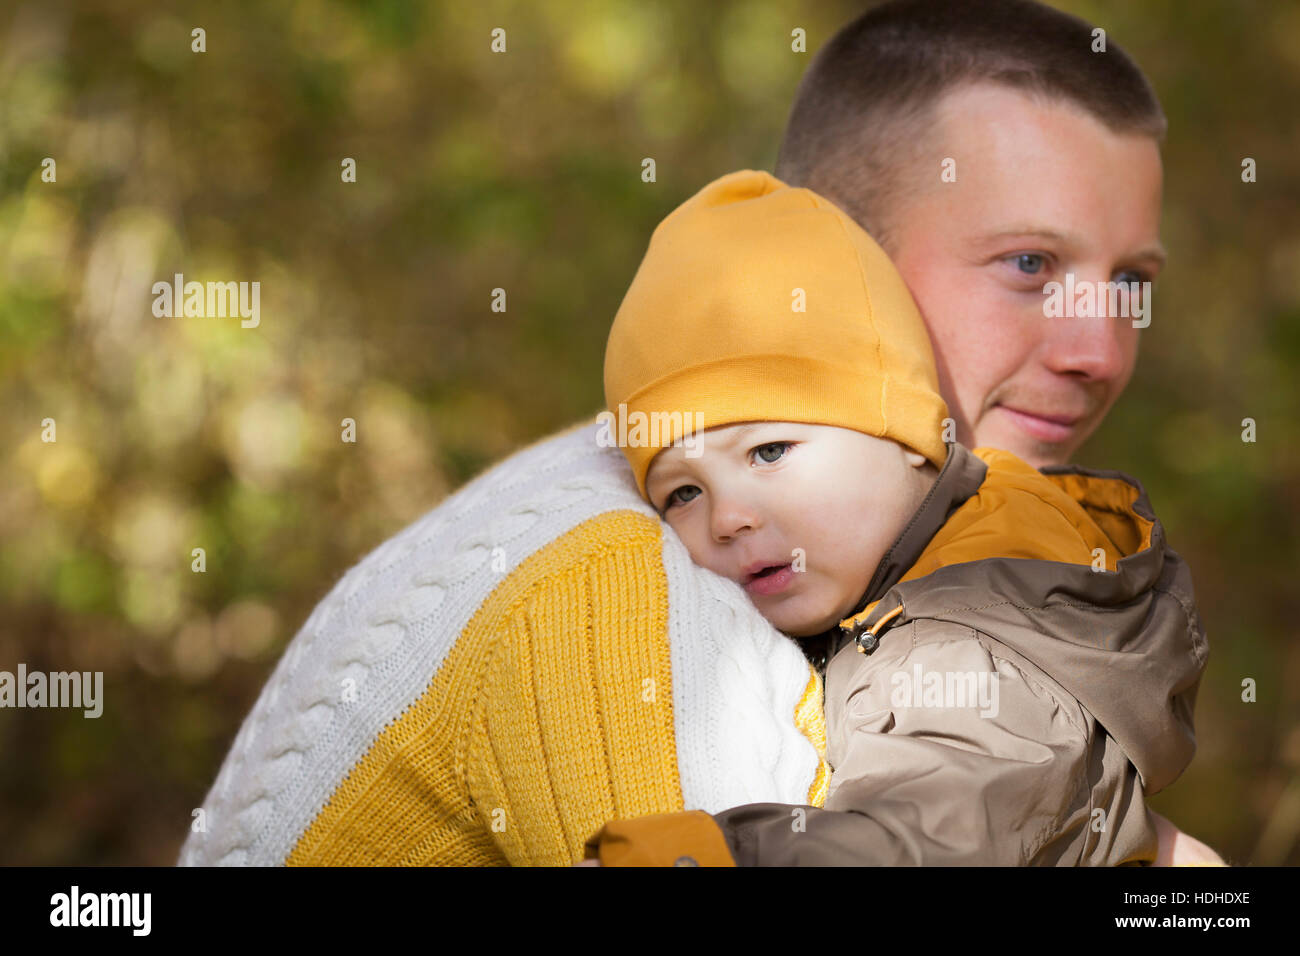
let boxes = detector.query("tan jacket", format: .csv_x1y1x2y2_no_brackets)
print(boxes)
585,442,1207,865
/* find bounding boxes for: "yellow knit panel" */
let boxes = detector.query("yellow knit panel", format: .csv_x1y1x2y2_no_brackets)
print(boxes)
285,509,681,866
470,510,683,864
285,584,510,865
793,663,830,807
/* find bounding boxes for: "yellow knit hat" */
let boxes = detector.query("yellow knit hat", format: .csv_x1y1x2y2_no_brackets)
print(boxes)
603,168,949,501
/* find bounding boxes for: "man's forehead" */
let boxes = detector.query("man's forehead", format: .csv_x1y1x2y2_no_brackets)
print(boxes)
932,81,1103,134
925,83,1163,178
898,84,1164,255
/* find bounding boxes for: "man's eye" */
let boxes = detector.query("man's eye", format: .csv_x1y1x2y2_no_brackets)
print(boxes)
1014,253,1046,275
664,485,700,510
752,442,790,464
1113,269,1150,286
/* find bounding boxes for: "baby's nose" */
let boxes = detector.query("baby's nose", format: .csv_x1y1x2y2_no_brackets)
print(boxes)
709,498,761,541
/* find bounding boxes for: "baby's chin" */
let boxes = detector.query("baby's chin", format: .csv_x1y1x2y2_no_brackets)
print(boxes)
754,603,840,638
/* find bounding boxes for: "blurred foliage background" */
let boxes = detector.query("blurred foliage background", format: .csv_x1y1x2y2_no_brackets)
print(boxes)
0,0,1296,865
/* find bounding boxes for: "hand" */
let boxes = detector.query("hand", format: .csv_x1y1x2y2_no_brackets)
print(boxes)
1150,810,1227,866
573,858,601,866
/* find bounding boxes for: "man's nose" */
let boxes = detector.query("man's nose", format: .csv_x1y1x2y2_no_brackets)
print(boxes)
1040,273,1131,382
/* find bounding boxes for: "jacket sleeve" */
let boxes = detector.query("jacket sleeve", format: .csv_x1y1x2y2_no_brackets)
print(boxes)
583,810,738,866
588,620,1105,866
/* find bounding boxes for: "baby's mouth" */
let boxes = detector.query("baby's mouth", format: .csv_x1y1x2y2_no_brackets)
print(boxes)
742,563,788,584
743,563,796,596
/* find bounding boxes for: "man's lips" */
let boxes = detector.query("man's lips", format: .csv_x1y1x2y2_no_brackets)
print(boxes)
994,404,1085,443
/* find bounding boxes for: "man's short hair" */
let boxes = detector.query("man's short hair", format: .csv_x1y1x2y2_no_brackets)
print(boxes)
775,0,1167,250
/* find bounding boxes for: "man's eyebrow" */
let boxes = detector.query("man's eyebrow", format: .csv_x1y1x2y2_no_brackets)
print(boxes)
972,227,1167,269
973,226,1079,248
1125,242,1168,270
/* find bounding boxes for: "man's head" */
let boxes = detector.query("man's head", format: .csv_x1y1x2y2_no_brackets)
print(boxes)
775,0,1166,467
645,422,934,637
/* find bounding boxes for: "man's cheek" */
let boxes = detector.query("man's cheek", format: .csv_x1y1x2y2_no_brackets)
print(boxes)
1120,326,1141,378
943,349,1003,443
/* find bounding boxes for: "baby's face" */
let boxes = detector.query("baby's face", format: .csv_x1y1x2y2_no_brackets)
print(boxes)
645,422,934,637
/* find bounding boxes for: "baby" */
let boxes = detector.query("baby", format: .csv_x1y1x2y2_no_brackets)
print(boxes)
584,169,1207,866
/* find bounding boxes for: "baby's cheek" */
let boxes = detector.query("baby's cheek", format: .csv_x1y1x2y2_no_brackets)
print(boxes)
670,520,714,570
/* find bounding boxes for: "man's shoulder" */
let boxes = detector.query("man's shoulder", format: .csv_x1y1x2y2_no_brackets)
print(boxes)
177,417,663,866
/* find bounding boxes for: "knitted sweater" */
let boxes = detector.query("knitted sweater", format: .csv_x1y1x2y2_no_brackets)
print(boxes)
177,417,828,866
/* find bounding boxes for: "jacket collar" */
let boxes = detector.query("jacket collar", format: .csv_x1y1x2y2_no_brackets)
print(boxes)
829,446,1204,794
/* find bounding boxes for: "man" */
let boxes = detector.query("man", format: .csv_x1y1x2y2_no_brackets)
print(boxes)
179,0,1219,867
767,0,1217,864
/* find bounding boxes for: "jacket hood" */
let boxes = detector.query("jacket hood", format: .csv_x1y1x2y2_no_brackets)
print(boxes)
833,443,1207,794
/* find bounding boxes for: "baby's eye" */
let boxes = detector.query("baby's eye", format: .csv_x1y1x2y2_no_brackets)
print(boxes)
751,442,791,464
663,485,701,510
